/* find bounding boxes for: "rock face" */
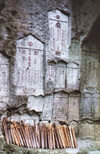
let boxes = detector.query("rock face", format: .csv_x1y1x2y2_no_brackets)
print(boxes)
0,0,100,142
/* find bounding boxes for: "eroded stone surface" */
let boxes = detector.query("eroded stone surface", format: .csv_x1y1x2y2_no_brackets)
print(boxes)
93,94,100,120
53,92,68,122
68,93,80,122
0,53,9,104
67,63,80,90
41,95,53,121
80,121,95,140
81,51,100,93
45,63,56,93
11,113,39,125
27,96,44,113
81,93,93,119
55,63,66,89
0,0,100,142
94,123,100,141
69,121,79,136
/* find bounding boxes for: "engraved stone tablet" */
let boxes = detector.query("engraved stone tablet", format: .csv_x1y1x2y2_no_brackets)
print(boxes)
81,93,93,119
0,53,9,103
45,63,56,93
80,122,94,140
67,63,80,90
93,94,100,120
48,10,69,60
81,51,100,92
55,63,66,89
41,95,53,121
68,93,80,122
95,123,100,141
14,35,44,96
53,92,68,122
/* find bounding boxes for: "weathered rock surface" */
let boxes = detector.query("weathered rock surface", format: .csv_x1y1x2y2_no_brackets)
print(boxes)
0,0,100,144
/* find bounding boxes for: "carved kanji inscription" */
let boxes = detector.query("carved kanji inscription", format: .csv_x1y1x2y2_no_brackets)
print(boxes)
48,10,69,60
14,35,44,96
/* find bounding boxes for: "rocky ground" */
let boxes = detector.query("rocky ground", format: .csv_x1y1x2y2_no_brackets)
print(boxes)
0,138,100,154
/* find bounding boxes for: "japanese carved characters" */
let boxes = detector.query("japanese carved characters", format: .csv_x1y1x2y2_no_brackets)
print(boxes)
45,63,56,93
14,35,44,96
48,10,69,60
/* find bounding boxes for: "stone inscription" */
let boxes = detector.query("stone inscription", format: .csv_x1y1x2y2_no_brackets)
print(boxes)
0,54,9,100
45,63,56,93
67,63,79,90
93,94,100,120
14,35,44,96
82,51,100,89
68,94,80,122
55,63,66,89
81,93,93,119
53,93,68,122
46,64,55,82
48,10,68,59
46,62,66,92
41,95,53,121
